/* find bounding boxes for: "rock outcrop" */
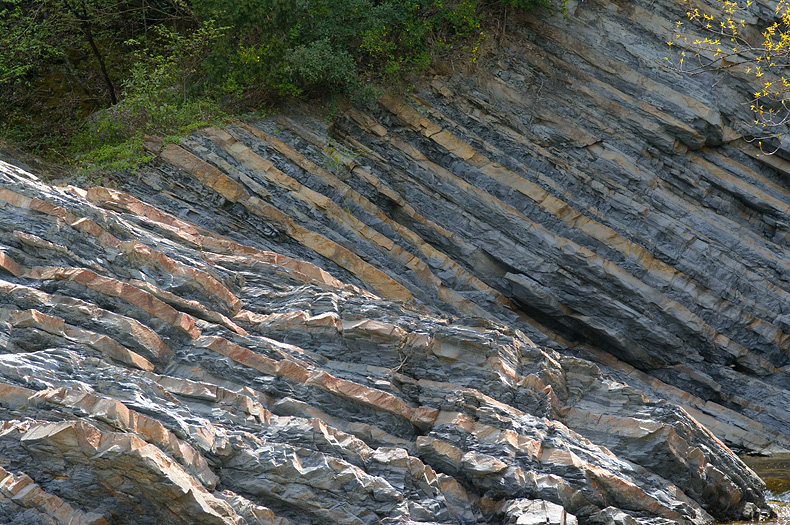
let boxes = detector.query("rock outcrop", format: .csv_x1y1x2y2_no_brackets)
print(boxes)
1,0,789,523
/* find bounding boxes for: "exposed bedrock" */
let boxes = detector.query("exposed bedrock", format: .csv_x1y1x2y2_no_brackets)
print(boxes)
1,0,789,522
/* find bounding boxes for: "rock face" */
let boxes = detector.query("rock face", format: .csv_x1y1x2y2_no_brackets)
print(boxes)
1,0,789,522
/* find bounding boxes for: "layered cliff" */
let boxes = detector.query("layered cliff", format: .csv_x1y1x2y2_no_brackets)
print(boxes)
1,0,789,523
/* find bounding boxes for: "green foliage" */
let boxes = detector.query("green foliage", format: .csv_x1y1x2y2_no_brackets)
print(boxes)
0,0,199,159
70,18,227,176
321,139,360,179
191,0,297,101
73,136,153,180
286,39,359,94
195,0,563,101
0,0,561,180
0,0,58,85
124,20,226,102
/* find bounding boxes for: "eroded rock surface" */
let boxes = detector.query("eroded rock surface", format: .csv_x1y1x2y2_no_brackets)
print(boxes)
0,160,773,523
2,0,789,522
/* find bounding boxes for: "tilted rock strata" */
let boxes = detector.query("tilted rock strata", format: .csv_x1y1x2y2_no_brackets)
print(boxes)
0,160,773,523
1,0,790,521
141,0,790,457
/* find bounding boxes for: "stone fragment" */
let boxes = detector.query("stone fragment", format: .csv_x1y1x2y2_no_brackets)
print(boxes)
501,499,578,525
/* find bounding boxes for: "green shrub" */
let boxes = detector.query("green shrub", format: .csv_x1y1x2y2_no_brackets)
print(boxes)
286,39,359,94
197,0,563,102
68,19,227,177
1,0,562,177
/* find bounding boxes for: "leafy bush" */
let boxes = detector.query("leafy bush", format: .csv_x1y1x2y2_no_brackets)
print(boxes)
69,19,227,176
286,39,359,94
0,0,562,177
196,0,563,102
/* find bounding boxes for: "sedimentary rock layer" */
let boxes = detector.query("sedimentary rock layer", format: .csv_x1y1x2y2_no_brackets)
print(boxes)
0,158,774,523
2,0,790,522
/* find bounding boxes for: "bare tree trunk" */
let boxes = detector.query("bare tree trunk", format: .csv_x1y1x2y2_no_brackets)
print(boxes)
62,0,118,105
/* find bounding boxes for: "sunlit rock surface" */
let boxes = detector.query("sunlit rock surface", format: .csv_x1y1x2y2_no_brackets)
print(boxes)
2,0,790,522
